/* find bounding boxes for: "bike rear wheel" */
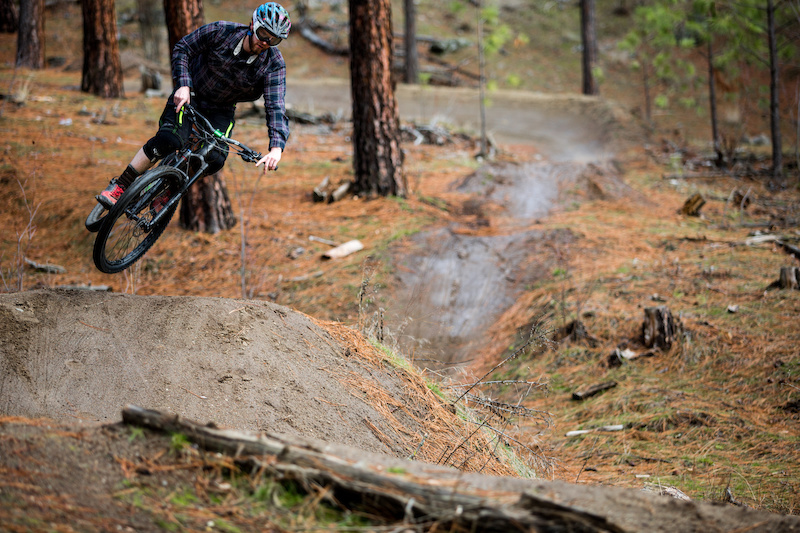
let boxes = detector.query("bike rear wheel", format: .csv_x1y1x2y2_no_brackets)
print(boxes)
93,167,183,273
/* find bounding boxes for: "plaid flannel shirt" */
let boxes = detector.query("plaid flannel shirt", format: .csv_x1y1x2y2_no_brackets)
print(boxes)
172,21,289,151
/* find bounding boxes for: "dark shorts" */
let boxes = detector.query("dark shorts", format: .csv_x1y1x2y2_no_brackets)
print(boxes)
143,95,236,175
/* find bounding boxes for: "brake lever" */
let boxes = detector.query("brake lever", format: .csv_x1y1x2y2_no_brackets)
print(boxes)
242,150,262,163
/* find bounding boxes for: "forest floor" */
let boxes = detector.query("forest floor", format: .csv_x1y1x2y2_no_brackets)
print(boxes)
1,0,800,530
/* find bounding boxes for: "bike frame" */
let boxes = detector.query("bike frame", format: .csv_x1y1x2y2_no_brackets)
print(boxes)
143,104,261,230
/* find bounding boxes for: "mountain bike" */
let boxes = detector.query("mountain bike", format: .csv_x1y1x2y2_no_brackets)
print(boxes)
85,104,262,274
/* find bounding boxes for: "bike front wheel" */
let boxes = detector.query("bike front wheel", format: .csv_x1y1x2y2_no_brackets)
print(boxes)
93,167,183,273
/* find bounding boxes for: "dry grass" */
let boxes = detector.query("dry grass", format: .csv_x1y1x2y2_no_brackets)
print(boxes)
315,318,540,478
2,0,799,517
474,149,800,513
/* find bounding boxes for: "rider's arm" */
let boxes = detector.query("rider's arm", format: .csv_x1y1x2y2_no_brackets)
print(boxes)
173,86,192,112
262,54,289,153
256,147,282,172
171,22,220,96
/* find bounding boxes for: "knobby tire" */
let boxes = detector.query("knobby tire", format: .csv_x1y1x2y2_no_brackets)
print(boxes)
85,203,107,232
92,167,183,273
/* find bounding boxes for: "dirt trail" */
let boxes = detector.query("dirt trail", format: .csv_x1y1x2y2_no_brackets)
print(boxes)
288,78,628,367
289,78,625,161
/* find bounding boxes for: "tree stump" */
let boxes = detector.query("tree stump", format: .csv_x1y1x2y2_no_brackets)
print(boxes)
642,306,680,350
680,193,705,216
730,188,751,210
779,266,800,290
140,66,162,92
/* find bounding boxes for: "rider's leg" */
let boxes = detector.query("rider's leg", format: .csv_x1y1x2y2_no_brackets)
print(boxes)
96,148,156,208
202,107,236,176
96,97,185,207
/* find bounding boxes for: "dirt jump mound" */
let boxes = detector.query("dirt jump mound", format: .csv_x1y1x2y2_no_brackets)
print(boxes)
0,288,508,469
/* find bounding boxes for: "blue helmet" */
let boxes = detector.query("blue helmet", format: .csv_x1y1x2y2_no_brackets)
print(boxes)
253,3,291,40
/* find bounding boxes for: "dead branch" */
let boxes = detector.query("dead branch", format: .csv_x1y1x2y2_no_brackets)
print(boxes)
461,393,550,423
452,317,552,405
777,240,800,260
295,16,348,56
24,257,66,274
572,381,617,401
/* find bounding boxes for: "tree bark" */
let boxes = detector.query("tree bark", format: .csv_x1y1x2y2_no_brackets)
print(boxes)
16,0,44,69
642,306,680,350
680,192,705,216
137,0,166,65
81,0,124,98
120,404,799,533
477,0,489,157
580,0,599,95
642,62,652,125
706,10,722,166
778,266,799,290
0,0,18,33
767,0,783,183
404,0,418,84
178,171,236,234
164,0,203,55
349,0,406,197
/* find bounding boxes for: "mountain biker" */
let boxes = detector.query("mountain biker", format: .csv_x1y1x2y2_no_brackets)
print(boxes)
96,2,291,208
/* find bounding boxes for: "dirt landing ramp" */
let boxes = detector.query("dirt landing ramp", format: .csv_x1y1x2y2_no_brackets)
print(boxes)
0,288,452,457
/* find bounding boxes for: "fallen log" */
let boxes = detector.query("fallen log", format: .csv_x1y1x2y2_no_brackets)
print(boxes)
121,405,620,532
777,240,800,260
313,177,352,204
295,19,348,56
24,257,66,274
120,405,800,533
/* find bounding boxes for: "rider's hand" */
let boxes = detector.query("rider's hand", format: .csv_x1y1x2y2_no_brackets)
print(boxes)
173,86,192,112
256,147,282,173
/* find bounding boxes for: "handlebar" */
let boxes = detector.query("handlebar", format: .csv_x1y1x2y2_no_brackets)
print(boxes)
181,104,263,164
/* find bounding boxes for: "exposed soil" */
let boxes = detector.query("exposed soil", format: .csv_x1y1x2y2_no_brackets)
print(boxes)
388,160,608,365
0,288,443,455
2,1,800,529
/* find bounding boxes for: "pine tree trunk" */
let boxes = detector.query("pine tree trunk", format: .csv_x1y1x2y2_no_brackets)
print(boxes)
349,0,406,197
179,172,236,234
164,0,204,54
642,64,651,125
16,0,44,69
580,0,598,95
81,0,124,98
707,36,722,166
767,0,783,183
403,0,418,84
137,0,166,65
0,0,18,33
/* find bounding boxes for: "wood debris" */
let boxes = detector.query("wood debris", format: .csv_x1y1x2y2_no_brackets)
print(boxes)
679,193,705,216
572,381,617,401
322,240,364,260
